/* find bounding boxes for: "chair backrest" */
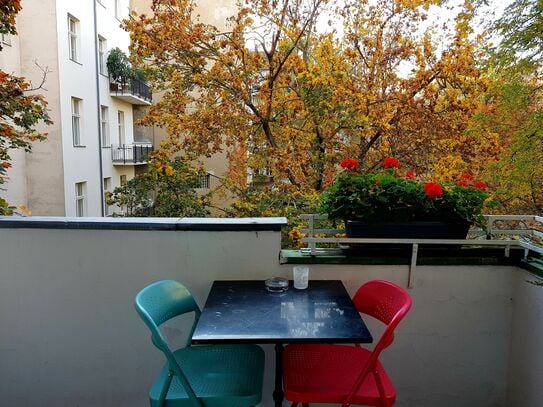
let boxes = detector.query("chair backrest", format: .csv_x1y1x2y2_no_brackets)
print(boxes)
345,280,412,405
135,280,202,406
135,280,201,350
352,279,412,354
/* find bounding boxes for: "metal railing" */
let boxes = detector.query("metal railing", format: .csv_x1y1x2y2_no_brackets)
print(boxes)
111,144,153,164
298,214,543,288
109,77,152,103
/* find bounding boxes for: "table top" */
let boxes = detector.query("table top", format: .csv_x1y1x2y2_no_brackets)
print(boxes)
191,280,372,344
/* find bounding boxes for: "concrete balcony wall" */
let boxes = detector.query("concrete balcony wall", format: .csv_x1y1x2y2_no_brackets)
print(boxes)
507,270,543,406
0,217,542,407
0,217,285,407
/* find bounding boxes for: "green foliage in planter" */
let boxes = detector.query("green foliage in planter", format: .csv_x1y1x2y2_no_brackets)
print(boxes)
106,47,133,85
320,158,489,227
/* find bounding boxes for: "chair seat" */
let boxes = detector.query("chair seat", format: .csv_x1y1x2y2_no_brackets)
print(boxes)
150,344,265,407
283,344,396,406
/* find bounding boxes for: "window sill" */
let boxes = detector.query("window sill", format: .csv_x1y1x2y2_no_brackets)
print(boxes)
73,145,86,148
70,59,83,66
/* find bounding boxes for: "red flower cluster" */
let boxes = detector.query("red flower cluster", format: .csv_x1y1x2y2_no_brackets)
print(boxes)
405,171,415,179
424,182,443,199
457,173,488,190
382,157,399,168
340,158,359,170
457,180,469,187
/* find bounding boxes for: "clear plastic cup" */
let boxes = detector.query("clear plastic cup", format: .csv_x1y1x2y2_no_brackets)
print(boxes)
293,266,309,289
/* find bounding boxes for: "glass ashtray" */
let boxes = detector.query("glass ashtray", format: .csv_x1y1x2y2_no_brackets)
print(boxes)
265,277,289,293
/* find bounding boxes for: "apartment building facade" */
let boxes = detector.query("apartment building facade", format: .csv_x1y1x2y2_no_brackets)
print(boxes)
1,0,153,216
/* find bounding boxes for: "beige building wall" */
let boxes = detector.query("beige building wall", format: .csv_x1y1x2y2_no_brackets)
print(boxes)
12,1,65,215
0,29,29,208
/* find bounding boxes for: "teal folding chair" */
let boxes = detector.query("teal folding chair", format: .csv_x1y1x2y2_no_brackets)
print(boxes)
135,280,265,407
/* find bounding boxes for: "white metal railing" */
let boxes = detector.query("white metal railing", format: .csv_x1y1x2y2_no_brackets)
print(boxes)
299,214,543,288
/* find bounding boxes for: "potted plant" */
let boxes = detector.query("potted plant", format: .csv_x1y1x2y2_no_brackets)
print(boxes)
106,47,132,89
320,157,489,239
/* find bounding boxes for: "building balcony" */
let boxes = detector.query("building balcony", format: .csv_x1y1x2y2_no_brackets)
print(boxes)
111,143,153,165
109,77,152,105
0,216,541,406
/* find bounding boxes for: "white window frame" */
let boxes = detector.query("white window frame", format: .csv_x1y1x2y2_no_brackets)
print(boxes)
198,174,211,189
68,15,80,62
117,110,125,145
1,33,11,46
114,0,123,20
100,105,109,146
98,36,107,75
71,97,83,146
75,182,86,217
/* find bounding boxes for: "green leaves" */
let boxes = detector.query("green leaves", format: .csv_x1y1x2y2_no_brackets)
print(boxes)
320,169,488,226
106,158,210,217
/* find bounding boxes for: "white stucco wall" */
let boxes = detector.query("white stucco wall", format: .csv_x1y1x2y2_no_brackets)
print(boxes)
507,269,543,406
57,0,134,217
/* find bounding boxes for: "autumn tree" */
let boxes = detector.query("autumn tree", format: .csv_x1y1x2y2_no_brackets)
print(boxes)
106,157,210,217
126,0,489,216
0,0,51,215
467,0,543,214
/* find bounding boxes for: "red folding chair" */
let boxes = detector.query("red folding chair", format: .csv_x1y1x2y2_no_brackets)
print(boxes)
283,280,412,407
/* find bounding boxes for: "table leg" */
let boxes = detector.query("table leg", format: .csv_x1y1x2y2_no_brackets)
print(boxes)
273,343,284,407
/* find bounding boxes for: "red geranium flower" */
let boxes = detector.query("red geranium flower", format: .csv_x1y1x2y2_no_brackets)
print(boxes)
406,171,415,179
457,180,469,187
474,181,488,190
382,157,399,168
461,173,474,180
340,158,359,170
424,182,443,199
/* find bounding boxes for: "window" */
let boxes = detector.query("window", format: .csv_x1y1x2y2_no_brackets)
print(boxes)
68,15,80,62
117,110,125,145
75,182,86,217
1,33,11,46
198,174,210,189
103,177,112,216
114,0,123,20
100,106,109,146
71,97,82,146
120,175,127,186
98,36,107,74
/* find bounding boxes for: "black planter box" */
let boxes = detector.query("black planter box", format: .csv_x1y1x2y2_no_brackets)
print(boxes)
345,220,470,240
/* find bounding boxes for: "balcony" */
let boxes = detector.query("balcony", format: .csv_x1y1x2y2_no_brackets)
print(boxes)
0,216,541,406
109,77,152,105
111,143,153,165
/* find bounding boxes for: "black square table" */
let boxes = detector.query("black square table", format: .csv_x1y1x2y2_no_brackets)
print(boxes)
191,280,373,407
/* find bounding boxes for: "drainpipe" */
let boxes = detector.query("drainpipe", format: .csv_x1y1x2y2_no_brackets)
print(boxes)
93,0,105,217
